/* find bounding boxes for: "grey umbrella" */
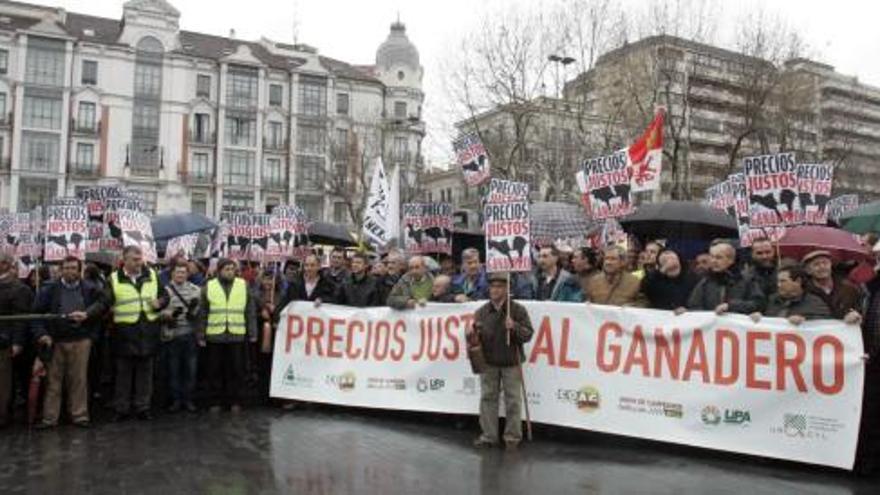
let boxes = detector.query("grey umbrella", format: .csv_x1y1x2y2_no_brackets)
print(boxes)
529,202,594,246
151,212,217,241
619,200,737,240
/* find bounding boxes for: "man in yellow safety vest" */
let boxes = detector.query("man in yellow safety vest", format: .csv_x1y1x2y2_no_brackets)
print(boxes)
101,245,168,421
198,258,256,413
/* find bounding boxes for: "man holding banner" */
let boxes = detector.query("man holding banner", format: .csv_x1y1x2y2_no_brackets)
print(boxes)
469,272,534,450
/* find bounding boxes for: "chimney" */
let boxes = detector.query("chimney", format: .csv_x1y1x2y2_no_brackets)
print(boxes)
229,28,236,39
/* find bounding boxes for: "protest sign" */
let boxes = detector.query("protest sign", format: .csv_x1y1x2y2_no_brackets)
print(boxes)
453,133,491,186
273,302,864,470
45,199,88,261
484,179,531,273
581,149,635,220
744,152,799,227
223,212,254,261
827,195,859,224
403,203,453,255
268,205,310,262
165,234,200,262
249,213,272,262
117,209,157,262
797,164,833,225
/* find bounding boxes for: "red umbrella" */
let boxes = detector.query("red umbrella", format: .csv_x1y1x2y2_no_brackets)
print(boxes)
777,225,870,262
27,359,47,427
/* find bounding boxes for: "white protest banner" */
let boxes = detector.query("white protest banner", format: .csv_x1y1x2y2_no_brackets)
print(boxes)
453,133,491,186
828,195,859,224
76,186,141,252
45,199,88,261
484,179,531,273
797,164,834,225
249,213,272,262
744,152,799,227
627,110,664,193
581,149,635,220
165,234,200,262
272,302,865,470
363,158,391,249
0,213,13,255
268,205,310,262
403,203,453,255
117,209,157,262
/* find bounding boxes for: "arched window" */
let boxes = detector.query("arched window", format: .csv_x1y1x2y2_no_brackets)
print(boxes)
131,36,164,173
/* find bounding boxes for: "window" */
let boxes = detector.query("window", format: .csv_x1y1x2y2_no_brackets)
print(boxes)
0,93,6,122
392,136,408,162
336,93,349,115
225,114,256,146
263,158,283,187
333,202,348,224
21,132,59,171
132,104,159,134
134,62,162,97
296,124,326,154
0,49,7,75
25,37,66,87
196,74,211,98
265,197,280,214
266,121,283,149
223,149,254,185
191,152,210,179
77,101,96,130
222,191,254,213
129,189,158,215
335,128,348,151
23,91,62,129
298,196,323,221
296,155,324,191
298,75,327,116
74,143,95,170
193,113,210,142
394,101,407,118
269,84,283,107
81,60,97,85
18,178,57,212
227,65,258,109
191,192,207,216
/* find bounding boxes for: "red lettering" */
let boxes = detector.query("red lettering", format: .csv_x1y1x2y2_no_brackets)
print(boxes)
326,318,345,358
746,331,772,390
346,320,363,359
558,318,580,369
653,328,681,379
714,329,740,386
623,326,650,376
529,317,556,366
813,335,845,395
776,332,807,392
390,321,406,361
597,321,622,372
683,329,710,382
305,317,324,356
373,321,391,360
284,315,304,353
443,316,460,361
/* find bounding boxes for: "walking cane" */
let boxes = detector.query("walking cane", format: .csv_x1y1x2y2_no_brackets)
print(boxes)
506,272,533,441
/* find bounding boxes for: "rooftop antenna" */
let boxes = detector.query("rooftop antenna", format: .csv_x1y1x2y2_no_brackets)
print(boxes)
292,0,301,44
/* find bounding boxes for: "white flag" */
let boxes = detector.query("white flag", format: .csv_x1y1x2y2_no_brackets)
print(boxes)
362,158,390,248
388,164,401,244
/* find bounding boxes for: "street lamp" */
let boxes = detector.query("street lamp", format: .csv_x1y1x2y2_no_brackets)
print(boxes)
548,54,576,98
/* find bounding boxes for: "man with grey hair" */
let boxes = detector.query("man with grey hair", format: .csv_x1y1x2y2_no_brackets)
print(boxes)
452,248,489,302
583,245,646,306
685,240,765,315
388,255,434,309
376,250,406,305
0,253,32,428
431,274,457,303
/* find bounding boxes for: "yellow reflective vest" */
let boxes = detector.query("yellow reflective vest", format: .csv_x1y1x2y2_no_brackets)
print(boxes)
111,269,159,324
206,278,247,336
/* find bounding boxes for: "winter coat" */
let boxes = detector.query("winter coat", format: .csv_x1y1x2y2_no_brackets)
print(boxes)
387,273,434,309
31,280,103,342
335,273,383,307
642,270,699,310
764,292,833,321
99,268,168,358
686,269,765,314
807,278,865,320
160,280,202,340
474,300,534,367
584,272,647,307
0,275,32,349
451,270,489,301
535,269,583,303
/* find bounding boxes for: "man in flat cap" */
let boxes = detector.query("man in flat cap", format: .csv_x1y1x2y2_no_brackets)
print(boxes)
802,250,864,325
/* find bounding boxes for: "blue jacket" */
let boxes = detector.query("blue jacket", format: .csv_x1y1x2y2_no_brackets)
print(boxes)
451,270,489,301
31,279,104,342
534,269,583,303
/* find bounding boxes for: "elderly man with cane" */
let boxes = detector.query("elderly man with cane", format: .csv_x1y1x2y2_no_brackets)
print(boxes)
468,272,534,450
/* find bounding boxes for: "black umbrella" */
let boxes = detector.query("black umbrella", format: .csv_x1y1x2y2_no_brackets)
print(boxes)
619,200,738,240
151,212,217,241
308,222,356,247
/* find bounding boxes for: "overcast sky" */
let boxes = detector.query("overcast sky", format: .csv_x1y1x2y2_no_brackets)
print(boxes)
38,0,880,167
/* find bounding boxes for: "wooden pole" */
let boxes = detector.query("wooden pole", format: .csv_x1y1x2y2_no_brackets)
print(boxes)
507,271,532,441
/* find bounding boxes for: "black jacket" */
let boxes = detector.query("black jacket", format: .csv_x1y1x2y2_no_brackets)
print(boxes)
99,268,168,357
276,274,337,317
687,269,765,314
765,292,833,320
31,280,103,342
0,276,32,349
334,273,382,307
642,270,699,310
474,300,534,367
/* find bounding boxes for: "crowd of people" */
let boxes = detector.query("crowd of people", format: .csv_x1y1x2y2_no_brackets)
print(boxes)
0,237,878,471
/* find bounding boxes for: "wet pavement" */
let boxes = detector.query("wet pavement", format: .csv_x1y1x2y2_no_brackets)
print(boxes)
1,406,878,494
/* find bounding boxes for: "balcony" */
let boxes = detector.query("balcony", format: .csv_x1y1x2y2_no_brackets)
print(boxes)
262,175,287,190
263,137,288,152
70,119,101,136
0,112,12,128
69,162,100,178
190,130,216,146
181,169,213,185
0,157,10,172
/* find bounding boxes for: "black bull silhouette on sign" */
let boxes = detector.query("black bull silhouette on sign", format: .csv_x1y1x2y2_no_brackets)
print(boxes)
487,237,529,265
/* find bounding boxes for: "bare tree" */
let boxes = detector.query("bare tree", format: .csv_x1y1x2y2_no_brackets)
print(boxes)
324,123,381,227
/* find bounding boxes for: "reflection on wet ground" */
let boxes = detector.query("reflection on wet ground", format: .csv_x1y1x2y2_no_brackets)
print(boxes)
0,406,877,494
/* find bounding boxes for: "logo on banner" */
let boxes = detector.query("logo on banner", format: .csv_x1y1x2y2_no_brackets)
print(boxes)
367,377,407,391
701,406,722,426
326,372,356,391
455,377,478,396
283,365,314,388
416,378,446,393
558,386,600,413
784,413,807,438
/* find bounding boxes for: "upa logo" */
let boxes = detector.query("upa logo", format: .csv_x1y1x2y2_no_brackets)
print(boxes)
701,406,722,426
417,378,446,393
724,409,752,425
